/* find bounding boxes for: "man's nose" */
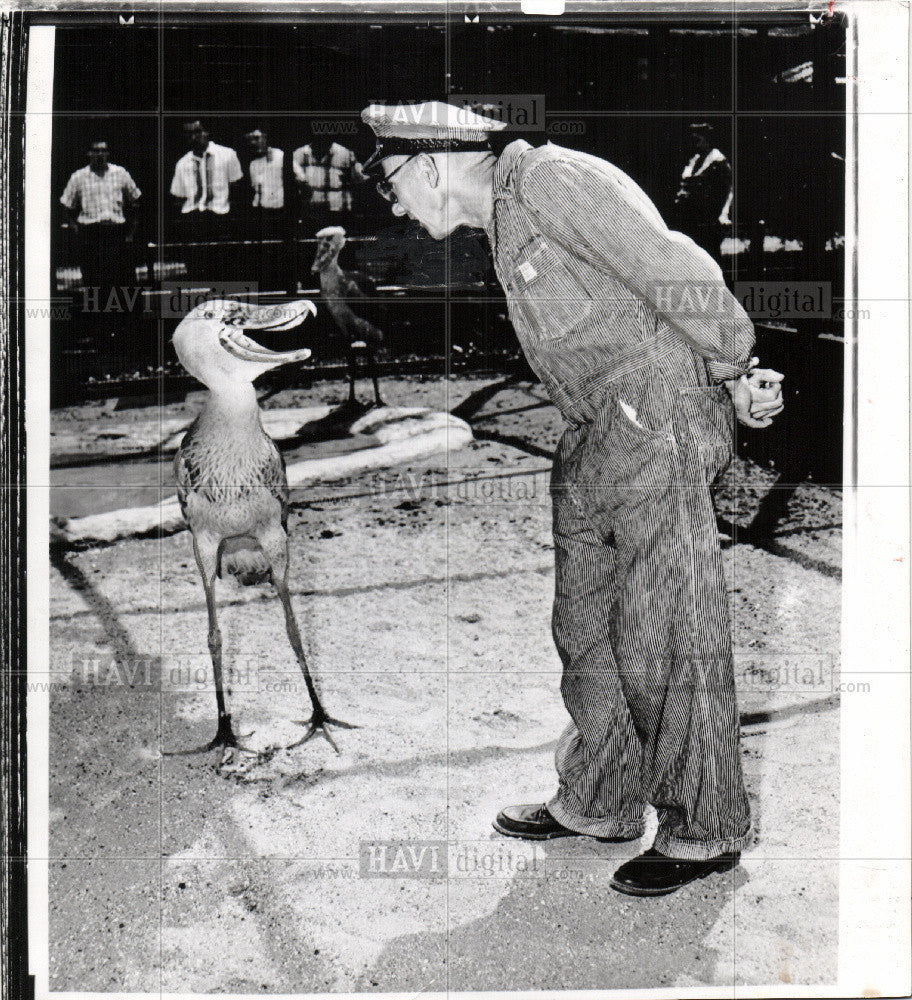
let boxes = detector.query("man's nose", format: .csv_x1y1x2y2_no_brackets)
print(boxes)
391,203,407,217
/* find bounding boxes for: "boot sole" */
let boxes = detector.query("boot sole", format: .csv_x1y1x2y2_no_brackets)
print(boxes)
492,819,579,841
492,819,637,843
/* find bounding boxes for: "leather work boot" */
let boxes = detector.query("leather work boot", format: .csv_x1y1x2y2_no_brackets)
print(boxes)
610,847,740,896
493,803,638,843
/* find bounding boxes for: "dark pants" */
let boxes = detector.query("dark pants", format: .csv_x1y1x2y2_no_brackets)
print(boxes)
178,211,232,285
546,355,751,860
671,205,726,269
251,206,288,242
687,222,726,268
250,208,293,293
77,223,136,333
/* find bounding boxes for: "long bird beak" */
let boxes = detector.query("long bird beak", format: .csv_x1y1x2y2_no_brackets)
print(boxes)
220,300,317,365
311,241,330,273
240,300,317,331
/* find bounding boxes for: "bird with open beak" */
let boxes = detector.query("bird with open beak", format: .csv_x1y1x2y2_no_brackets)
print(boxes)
169,298,355,767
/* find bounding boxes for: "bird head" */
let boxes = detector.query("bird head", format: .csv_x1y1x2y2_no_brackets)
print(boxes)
311,226,347,273
172,298,316,387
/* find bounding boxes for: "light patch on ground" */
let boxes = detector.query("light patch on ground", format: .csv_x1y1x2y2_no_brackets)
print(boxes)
161,900,278,992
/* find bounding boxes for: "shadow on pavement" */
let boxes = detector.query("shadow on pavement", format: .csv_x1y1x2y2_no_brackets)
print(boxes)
361,853,749,991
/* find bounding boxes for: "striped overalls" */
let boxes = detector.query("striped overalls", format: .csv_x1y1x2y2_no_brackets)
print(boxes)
485,140,754,860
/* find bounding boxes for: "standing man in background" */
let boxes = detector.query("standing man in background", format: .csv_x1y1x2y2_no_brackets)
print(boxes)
246,128,292,292
170,120,243,281
293,135,365,219
673,122,733,267
361,101,784,897
60,139,141,337
246,128,286,239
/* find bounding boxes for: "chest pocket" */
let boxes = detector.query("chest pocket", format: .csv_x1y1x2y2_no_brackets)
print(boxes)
510,236,592,341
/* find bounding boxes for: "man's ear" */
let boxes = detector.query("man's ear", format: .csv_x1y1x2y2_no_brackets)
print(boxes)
416,152,440,189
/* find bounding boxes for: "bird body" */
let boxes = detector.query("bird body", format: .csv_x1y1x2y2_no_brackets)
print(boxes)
176,386,288,553
312,226,385,408
318,267,380,338
169,298,354,765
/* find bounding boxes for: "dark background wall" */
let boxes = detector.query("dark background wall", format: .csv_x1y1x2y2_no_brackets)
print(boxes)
51,16,847,245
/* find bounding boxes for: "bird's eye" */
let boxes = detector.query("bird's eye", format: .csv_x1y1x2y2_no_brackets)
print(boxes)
203,310,214,320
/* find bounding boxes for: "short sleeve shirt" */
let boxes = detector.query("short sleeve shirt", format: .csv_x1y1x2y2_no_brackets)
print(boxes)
249,148,285,209
170,141,243,214
292,143,360,212
60,164,141,224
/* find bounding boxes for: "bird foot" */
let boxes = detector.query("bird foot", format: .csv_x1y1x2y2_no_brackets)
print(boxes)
287,713,358,754
162,717,257,768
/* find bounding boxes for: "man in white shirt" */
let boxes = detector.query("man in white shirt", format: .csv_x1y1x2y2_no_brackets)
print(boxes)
60,140,141,327
170,121,243,280
245,129,286,233
246,129,284,209
245,128,292,292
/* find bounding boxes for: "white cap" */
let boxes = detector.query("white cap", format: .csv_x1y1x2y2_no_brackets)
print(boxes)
362,100,506,141
360,100,506,172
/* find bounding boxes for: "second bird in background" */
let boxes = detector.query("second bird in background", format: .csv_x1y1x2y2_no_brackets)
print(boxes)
311,226,385,414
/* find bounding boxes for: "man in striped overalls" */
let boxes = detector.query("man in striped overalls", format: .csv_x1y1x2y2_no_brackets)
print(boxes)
361,102,784,897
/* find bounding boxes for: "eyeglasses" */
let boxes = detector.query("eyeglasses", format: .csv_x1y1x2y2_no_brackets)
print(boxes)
375,154,418,203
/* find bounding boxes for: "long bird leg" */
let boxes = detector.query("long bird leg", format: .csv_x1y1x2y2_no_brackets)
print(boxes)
347,346,358,406
369,349,384,408
163,532,252,764
258,525,356,753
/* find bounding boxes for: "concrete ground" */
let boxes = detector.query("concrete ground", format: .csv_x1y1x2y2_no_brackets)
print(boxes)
47,376,841,993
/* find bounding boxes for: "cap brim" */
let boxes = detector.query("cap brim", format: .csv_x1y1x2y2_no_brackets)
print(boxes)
363,137,492,176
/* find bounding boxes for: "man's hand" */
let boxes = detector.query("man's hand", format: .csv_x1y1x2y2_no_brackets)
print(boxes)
726,357,785,428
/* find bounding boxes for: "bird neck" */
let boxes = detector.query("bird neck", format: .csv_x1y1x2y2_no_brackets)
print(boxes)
200,379,264,432
319,257,346,284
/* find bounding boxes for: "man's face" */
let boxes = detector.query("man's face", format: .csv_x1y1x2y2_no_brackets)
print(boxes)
381,154,454,241
248,131,268,156
189,126,210,154
310,137,330,159
88,143,109,168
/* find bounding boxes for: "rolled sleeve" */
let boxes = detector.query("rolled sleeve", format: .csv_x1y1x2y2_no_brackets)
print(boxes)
227,150,243,184
518,156,755,378
123,169,141,202
169,164,188,199
60,173,79,209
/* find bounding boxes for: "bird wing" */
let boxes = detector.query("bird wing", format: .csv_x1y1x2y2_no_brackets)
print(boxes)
174,417,201,520
176,414,288,519
341,269,377,300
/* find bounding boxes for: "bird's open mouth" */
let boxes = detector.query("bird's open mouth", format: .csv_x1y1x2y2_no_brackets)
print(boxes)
219,300,316,364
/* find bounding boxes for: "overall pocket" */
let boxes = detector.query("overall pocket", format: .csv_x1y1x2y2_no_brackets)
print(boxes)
511,236,592,341
565,397,674,535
